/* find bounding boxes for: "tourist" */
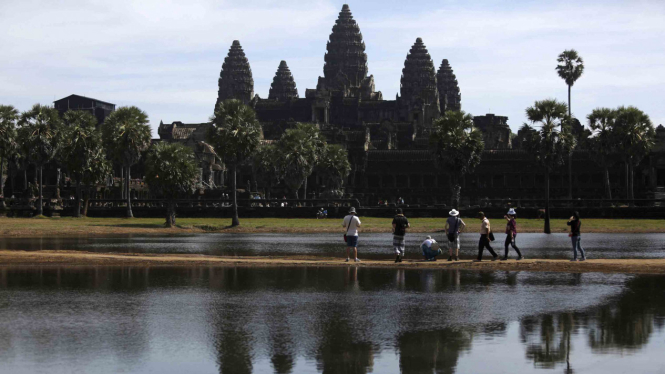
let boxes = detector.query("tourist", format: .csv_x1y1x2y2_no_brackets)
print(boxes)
392,208,410,263
502,208,524,260
567,211,586,261
421,236,441,261
475,212,498,262
445,209,466,261
343,207,362,262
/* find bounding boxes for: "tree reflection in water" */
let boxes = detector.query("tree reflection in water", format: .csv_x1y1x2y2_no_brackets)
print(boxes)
398,328,473,374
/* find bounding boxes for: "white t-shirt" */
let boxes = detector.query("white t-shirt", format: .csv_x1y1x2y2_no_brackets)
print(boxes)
422,238,436,248
343,215,361,236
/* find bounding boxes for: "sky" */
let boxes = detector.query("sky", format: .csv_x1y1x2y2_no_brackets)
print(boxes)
1,0,664,137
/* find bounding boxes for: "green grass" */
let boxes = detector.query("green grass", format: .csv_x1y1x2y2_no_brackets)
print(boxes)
0,216,663,236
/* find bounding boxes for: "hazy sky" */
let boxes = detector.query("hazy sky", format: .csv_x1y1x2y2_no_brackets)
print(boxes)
1,0,664,136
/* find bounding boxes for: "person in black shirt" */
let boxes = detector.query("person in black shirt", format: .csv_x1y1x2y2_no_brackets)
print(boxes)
567,211,586,261
392,208,410,263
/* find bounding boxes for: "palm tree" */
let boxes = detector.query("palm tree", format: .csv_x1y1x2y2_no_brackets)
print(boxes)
276,123,325,200
430,110,484,208
60,110,108,217
587,108,617,200
315,144,351,196
614,106,655,204
207,99,262,227
145,142,198,227
0,105,19,203
556,49,584,199
101,106,152,218
525,99,575,233
17,104,63,216
252,144,283,200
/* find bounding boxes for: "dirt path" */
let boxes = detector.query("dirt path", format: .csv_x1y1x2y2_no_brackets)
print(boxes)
2,250,665,274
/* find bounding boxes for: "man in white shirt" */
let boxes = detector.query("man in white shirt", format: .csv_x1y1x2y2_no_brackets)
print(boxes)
421,236,441,261
343,207,362,262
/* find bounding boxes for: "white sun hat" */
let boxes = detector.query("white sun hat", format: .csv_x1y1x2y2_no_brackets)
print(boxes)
449,209,459,216
507,208,517,215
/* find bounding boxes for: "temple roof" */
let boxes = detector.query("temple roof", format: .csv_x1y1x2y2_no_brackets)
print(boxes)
323,4,368,90
400,38,439,105
268,60,299,101
216,40,254,109
437,59,461,112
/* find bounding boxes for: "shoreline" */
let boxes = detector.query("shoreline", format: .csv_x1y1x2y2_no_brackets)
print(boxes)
3,250,665,274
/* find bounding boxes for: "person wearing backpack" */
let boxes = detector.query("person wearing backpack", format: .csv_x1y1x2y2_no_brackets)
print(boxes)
392,208,410,263
444,209,466,261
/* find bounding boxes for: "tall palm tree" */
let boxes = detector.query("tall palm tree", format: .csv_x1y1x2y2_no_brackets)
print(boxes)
614,106,655,204
252,144,283,200
0,105,19,203
101,106,152,218
430,110,484,209
315,144,351,195
61,110,108,217
207,99,262,227
556,49,584,199
17,104,63,216
587,108,617,200
276,123,325,200
525,99,575,233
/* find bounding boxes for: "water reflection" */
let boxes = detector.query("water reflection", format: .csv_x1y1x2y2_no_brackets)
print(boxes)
0,267,664,373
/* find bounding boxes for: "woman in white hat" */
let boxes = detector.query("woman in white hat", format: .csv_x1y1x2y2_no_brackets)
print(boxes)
502,208,524,260
444,209,466,261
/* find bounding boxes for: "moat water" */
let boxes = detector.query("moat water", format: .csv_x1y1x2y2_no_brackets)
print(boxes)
1,266,665,373
1,232,664,259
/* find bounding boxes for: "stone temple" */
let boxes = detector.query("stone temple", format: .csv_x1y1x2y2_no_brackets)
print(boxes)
158,4,665,205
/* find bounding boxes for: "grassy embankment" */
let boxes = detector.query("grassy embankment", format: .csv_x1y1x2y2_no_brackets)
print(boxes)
0,216,663,236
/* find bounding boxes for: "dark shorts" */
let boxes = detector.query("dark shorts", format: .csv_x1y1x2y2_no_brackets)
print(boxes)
346,235,358,247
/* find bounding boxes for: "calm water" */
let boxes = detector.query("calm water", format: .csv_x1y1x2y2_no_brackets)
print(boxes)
1,266,665,373
1,233,665,259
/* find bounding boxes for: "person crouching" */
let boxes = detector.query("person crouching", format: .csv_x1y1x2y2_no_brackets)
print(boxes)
421,236,441,261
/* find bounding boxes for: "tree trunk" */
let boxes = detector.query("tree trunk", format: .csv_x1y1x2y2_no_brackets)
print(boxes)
629,163,635,206
75,180,81,218
83,186,90,217
37,166,43,216
604,166,612,200
121,167,125,199
567,84,573,200
166,200,176,227
231,164,240,227
23,169,27,192
544,170,551,234
625,162,630,201
303,177,308,203
126,166,133,218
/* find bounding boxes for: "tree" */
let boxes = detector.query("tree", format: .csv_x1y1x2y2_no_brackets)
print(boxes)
0,105,19,201
587,108,617,200
556,49,584,199
524,99,576,233
17,104,63,216
430,110,484,208
613,106,655,204
315,144,351,196
276,123,325,200
144,142,198,227
101,106,152,218
252,144,283,200
207,99,262,227
60,110,109,217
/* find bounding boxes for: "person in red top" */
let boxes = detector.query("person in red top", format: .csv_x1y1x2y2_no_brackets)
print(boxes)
501,208,524,260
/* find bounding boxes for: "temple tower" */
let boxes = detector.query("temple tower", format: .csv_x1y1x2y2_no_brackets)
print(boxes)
215,40,254,109
323,4,368,94
400,38,440,126
437,59,461,112
268,61,299,101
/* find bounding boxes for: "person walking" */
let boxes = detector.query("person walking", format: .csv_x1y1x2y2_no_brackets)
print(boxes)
343,207,362,262
421,236,441,261
475,212,498,262
392,208,410,263
445,209,466,261
502,208,524,260
567,211,586,261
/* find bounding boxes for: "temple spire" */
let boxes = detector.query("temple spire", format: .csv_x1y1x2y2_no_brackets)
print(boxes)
437,59,461,112
216,40,254,110
268,61,298,101
400,38,440,125
323,4,368,91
